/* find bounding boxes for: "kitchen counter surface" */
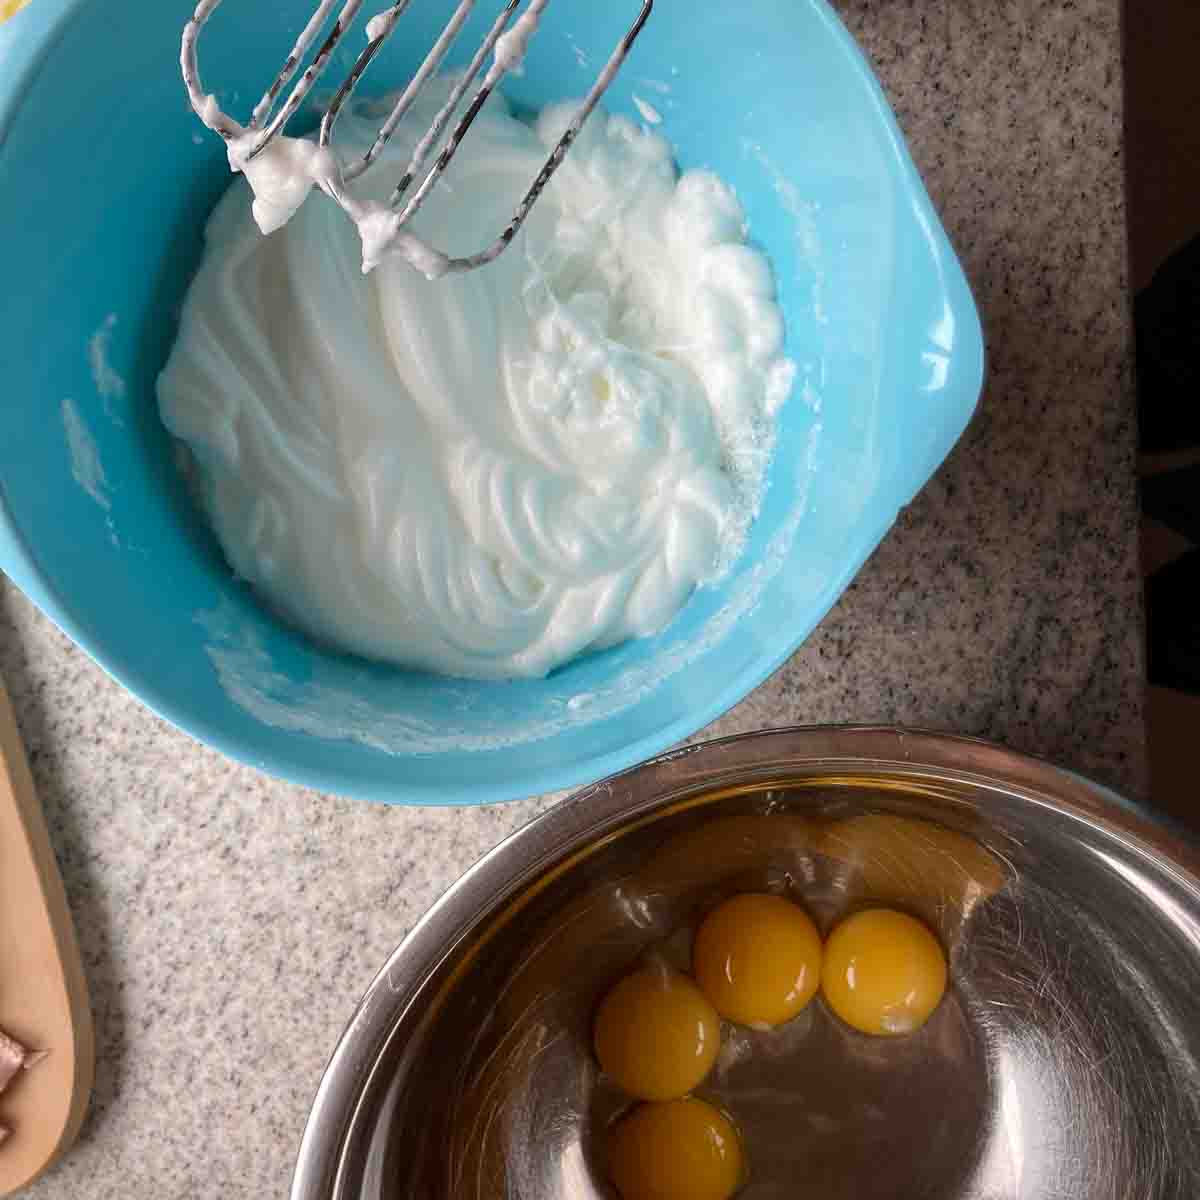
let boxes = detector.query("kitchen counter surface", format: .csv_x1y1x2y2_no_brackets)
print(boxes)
1,1,1141,1195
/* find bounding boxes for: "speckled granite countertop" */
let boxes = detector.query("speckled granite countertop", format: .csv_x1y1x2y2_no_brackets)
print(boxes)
1,2,1139,1196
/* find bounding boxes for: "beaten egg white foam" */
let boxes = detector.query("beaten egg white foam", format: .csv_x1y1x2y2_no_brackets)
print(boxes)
159,80,794,679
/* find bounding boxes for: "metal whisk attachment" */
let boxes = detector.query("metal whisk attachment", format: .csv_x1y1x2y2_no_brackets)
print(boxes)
181,0,654,275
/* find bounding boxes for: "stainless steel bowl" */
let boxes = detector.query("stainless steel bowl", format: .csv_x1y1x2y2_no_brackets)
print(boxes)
291,728,1200,1200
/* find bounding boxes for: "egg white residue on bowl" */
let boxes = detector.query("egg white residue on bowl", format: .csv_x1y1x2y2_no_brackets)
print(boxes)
61,396,123,550
741,139,828,330
163,76,797,682
632,95,663,125
87,312,126,424
61,397,110,512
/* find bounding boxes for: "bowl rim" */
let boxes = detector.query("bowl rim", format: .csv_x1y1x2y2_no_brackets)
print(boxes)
288,724,1200,1200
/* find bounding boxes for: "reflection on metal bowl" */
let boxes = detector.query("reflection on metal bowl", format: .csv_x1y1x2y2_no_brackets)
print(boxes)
292,728,1200,1200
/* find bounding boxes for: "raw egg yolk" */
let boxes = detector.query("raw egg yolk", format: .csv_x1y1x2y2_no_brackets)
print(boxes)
608,1098,744,1200
594,965,721,1101
821,908,947,1036
692,893,822,1027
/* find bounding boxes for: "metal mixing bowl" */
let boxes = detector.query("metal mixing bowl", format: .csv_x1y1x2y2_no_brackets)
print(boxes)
291,728,1200,1200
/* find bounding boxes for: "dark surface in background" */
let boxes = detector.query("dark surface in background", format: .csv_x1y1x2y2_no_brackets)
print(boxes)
1136,239,1200,453
1125,3,1200,827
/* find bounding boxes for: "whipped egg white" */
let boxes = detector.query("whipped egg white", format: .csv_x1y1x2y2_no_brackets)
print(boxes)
159,81,793,679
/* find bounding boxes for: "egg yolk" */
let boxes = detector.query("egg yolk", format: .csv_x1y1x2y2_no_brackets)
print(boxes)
692,893,822,1027
608,1098,744,1200
594,965,721,1101
820,908,947,1036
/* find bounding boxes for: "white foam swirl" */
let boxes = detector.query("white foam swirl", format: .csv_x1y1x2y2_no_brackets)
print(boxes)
160,81,792,679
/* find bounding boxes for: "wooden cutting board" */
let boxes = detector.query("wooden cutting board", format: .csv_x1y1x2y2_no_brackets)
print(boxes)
0,676,94,1194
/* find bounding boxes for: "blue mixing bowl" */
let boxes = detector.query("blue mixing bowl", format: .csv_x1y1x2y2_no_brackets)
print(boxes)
0,0,983,804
